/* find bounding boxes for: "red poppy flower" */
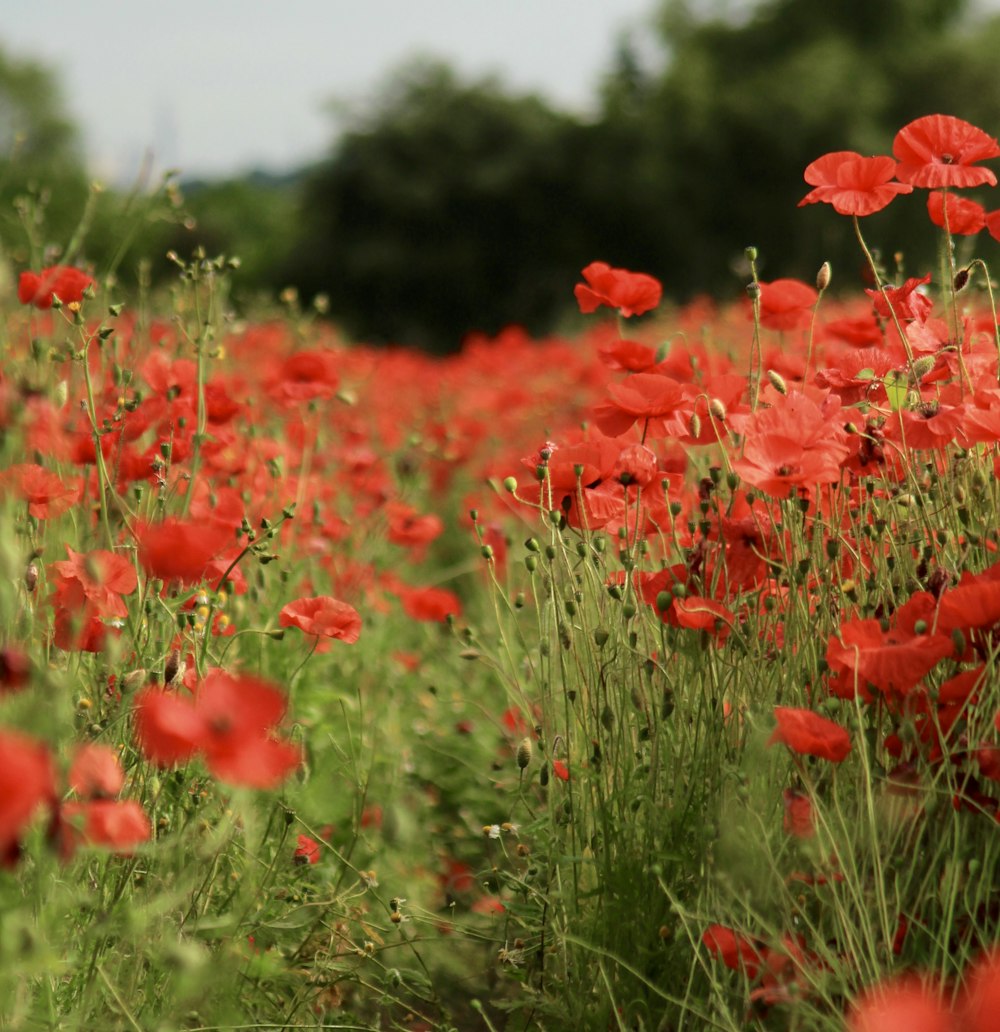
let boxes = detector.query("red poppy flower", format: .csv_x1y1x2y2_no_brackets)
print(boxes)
755,278,818,331
798,151,913,216
18,266,94,309
133,687,206,767
57,799,151,859
551,759,570,782
294,833,321,865
135,518,233,585
593,373,694,438
0,730,56,867
0,463,81,519
385,501,444,550
398,584,462,623
194,671,302,789
768,707,851,763
959,949,1000,1032
574,261,662,318
866,274,933,322
702,924,764,978
782,788,814,838
894,114,1000,188
987,209,1000,243
134,671,301,789
927,191,986,235
50,546,137,619
731,391,850,497
69,744,125,799
847,975,951,1032
279,595,362,643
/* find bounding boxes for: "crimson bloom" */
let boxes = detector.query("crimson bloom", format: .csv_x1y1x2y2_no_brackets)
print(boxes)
279,595,362,644
756,278,818,331
18,266,94,309
0,730,56,867
768,707,851,763
847,976,951,1032
0,463,81,519
798,151,912,216
574,261,662,318
294,834,321,865
927,190,986,235
136,518,233,585
894,114,1000,188
134,670,301,789
702,924,764,978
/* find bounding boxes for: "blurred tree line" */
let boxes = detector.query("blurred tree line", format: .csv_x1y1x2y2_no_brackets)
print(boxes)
4,0,1000,351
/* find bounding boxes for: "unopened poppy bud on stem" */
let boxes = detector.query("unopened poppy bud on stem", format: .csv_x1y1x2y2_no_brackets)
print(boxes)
954,267,970,291
516,737,533,769
708,398,727,422
766,370,788,395
816,261,832,291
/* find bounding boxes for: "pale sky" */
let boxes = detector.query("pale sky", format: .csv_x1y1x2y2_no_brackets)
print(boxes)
2,0,663,183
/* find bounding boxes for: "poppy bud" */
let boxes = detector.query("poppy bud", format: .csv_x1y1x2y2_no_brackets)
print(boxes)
766,370,787,395
502,476,517,493
24,561,38,592
954,267,970,291
516,737,533,769
816,261,832,292
689,412,702,439
911,356,936,381
708,398,727,422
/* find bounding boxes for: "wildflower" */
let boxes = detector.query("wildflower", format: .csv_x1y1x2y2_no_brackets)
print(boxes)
781,788,814,838
0,730,56,867
866,274,933,322
847,975,951,1032
0,463,81,520
551,759,570,782
574,261,662,318
279,595,362,644
927,191,986,235
396,584,461,623
958,949,1000,1032
798,151,912,216
894,114,1000,188
68,744,125,799
702,924,764,978
135,518,233,585
134,670,301,789
56,800,151,860
294,834,321,865
18,266,94,309
768,707,851,763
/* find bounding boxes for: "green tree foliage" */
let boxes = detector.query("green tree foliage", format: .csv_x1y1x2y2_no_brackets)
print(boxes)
641,0,998,294
285,60,621,353
0,45,89,265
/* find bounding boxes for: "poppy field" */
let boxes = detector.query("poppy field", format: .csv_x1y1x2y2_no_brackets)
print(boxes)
5,113,1000,1030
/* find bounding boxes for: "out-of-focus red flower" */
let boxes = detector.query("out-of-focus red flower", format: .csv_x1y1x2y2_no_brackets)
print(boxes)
798,151,912,216
18,266,94,309
768,707,851,763
0,646,31,695
135,518,233,585
385,501,444,551
927,191,986,235
847,975,951,1032
593,373,694,438
0,463,81,519
134,671,301,789
551,759,570,782
50,546,137,618
574,261,662,318
266,349,340,405
134,687,206,767
294,834,321,865
782,788,814,838
894,114,1000,189
57,799,150,859
755,278,818,331
398,584,462,623
702,924,764,978
69,744,125,799
279,595,362,644
959,949,1000,1032
0,730,56,867
194,671,302,789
